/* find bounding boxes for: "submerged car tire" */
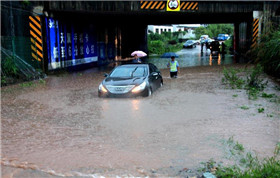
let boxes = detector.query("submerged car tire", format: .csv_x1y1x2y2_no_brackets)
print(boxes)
144,87,152,97
148,87,152,96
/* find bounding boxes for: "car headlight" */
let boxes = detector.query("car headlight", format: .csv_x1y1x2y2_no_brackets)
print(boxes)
131,81,147,93
99,84,108,93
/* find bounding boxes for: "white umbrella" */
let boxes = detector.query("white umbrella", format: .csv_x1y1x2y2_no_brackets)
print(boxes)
131,50,147,57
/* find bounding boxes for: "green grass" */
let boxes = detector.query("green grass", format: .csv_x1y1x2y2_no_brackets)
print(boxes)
20,81,34,87
200,138,280,178
261,92,276,98
258,108,265,113
222,65,269,100
240,105,249,110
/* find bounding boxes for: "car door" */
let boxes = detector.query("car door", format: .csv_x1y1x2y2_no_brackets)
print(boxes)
149,64,161,89
148,64,157,90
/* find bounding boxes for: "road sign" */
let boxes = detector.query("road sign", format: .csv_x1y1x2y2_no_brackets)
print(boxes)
166,0,180,11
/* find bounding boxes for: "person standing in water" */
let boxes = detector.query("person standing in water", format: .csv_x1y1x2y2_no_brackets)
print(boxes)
167,56,180,78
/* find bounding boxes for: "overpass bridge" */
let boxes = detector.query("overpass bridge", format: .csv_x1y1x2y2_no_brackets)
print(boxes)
1,1,280,72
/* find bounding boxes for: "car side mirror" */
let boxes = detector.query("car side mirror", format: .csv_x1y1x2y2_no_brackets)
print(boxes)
104,73,108,77
152,72,158,76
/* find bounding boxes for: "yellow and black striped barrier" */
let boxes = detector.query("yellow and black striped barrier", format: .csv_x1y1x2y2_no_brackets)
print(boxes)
251,18,259,48
140,1,198,11
29,16,43,62
180,1,198,10
141,1,166,10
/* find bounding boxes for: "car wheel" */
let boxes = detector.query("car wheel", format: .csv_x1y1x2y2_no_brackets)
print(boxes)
148,87,152,96
144,87,152,97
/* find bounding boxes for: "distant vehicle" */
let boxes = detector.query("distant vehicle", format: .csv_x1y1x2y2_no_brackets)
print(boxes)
209,41,221,54
217,34,230,41
98,63,163,97
183,40,197,48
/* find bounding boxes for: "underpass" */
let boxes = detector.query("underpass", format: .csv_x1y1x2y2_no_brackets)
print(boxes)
2,1,279,72
1,1,280,177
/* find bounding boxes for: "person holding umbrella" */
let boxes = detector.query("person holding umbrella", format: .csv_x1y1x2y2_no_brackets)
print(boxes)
131,50,147,63
132,54,142,63
167,56,180,78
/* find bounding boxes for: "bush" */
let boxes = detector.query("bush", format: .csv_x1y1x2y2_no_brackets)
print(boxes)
222,67,244,89
148,31,183,55
2,57,18,77
224,39,233,54
222,65,268,99
245,64,268,100
148,40,165,55
201,138,280,178
1,57,19,86
247,23,280,78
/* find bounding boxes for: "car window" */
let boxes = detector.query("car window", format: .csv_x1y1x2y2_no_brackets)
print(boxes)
149,65,154,74
132,67,147,77
149,64,159,73
110,66,147,78
153,64,159,72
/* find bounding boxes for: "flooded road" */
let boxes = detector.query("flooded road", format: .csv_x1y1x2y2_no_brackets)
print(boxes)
1,59,280,176
148,46,235,69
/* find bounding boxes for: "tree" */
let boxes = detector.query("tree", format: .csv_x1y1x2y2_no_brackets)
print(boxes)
194,24,234,39
194,26,208,39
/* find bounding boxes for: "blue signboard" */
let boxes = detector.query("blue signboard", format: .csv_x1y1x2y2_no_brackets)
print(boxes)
46,18,60,69
45,17,98,70
59,23,66,68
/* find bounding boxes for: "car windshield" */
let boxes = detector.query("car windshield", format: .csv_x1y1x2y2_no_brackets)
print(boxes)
218,34,224,37
110,66,147,78
186,40,193,44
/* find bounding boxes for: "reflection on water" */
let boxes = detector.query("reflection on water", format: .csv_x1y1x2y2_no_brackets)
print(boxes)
132,99,140,111
209,53,222,66
147,51,233,69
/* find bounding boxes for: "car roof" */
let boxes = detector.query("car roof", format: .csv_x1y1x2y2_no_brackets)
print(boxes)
119,63,150,67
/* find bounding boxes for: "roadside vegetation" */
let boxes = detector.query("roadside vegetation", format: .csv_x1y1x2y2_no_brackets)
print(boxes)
199,137,280,178
246,22,280,78
218,62,280,177
1,57,19,86
221,64,276,100
194,24,234,40
148,31,184,55
222,64,279,120
1,48,45,86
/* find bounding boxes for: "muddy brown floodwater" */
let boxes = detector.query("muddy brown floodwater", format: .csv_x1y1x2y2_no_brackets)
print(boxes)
1,64,280,177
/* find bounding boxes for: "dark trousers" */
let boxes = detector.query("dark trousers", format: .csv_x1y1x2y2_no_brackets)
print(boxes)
170,71,178,78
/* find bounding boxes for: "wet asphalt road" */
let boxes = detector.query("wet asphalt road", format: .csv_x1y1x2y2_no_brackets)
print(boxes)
1,48,280,177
